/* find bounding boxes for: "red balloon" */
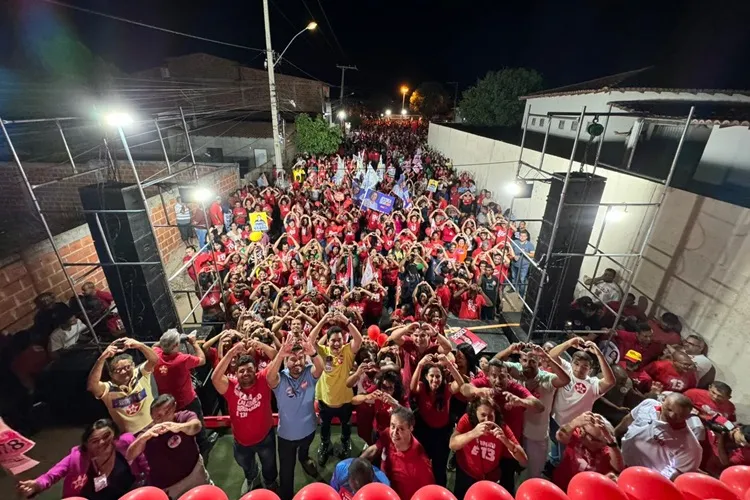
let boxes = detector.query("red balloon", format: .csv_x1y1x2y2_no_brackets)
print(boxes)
465,480,514,500
617,467,684,500
240,490,281,500
411,485,457,500
721,466,750,499
353,482,400,500
675,472,739,500
178,485,229,500
293,483,340,500
120,486,169,500
568,471,628,500
63,497,88,500
746,489,750,500
516,478,570,500
367,325,381,341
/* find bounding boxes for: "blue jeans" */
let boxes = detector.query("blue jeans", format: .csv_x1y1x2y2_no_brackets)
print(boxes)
548,417,566,467
233,428,278,486
513,265,529,298
195,228,208,249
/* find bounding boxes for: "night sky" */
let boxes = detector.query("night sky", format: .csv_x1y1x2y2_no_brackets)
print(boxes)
2,0,750,108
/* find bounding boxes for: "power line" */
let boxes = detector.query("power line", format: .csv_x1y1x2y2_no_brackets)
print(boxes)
315,0,346,59
38,0,265,53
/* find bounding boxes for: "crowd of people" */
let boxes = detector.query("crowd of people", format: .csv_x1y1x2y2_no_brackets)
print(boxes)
9,120,749,500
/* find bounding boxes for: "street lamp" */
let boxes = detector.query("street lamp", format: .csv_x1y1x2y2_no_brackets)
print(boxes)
385,109,392,116
105,112,133,128
401,109,407,116
400,85,409,111
337,110,347,121
276,21,317,66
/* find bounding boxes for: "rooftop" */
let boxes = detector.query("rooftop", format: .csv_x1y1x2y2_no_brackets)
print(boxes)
609,99,750,128
521,67,750,100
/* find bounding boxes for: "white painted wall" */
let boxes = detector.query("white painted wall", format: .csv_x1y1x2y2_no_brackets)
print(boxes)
429,122,750,419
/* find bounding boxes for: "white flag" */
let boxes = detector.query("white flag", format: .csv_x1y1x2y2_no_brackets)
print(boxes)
361,259,375,286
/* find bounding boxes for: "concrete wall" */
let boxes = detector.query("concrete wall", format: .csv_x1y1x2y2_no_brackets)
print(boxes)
0,166,241,335
429,122,750,419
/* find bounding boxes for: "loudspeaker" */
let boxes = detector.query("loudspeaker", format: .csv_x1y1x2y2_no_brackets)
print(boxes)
79,182,179,341
520,172,606,340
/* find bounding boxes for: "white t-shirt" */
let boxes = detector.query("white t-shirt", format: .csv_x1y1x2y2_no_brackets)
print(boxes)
48,319,86,352
621,399,702,478
591,281,622,303
552,359,603,426
506,362,557,441
690,354,712,380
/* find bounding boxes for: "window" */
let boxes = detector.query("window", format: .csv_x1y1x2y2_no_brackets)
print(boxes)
539,118,545,127
531,117,537,126
571,120,579,131
558,120,565,130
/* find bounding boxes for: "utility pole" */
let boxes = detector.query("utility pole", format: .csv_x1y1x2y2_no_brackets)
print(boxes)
336,64,358,110
262,0,284,173
447,81,459,122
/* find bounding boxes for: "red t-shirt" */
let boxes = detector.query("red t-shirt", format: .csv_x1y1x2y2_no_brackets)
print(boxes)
376,434,434,500
553,428,617,491
399,338,439,371
152,348,202,408
233,207,248,225
684,388,736,423
644,360,697,393
223,369,273,446
459,292,486,320
615,330,664,365
702,430,750,476
415,382,452,428
471,378,531,451
441,225,457,243
455,413,515,481
648,320,683,346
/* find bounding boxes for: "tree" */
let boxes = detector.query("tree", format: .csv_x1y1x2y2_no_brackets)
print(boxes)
294,114,342,155
409,82,450,119
459,68,543,126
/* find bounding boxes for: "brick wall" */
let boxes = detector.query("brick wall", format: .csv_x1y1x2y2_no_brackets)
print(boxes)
0,166,240,334
129,53,329,113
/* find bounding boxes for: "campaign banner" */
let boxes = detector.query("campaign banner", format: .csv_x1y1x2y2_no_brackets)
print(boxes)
427,179,439,192
362,190,395,214
0,418,38,475
249,212,269,232
448,328,488,354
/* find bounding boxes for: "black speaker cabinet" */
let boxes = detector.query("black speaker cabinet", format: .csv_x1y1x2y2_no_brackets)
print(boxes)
79,182,179,341
520,172,606,341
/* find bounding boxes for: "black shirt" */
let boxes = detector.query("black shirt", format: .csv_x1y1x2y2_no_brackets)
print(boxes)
80,452,135,500
479,275,499,307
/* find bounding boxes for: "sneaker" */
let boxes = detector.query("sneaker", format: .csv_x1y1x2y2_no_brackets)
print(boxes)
264,480,279,492
300,457,319,477
338,439,352,459
317,441,332,467
240,476,261,495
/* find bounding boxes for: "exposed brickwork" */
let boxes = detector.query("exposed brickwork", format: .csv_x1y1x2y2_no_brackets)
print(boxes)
129,53,329,114
0,167,240,334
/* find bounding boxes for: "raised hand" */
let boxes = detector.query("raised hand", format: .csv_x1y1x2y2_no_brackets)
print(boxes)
473,420,497,438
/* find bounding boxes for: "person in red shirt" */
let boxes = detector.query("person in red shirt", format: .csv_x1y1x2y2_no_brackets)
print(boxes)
453,283,490,320
152,330,211,457
352,369,406,442
685,382,737,428
450,397,527,499
644,350,697,393
208,198,224,227
211,339,278,491
232,201,248,226
361,407,434,500
553,411,622,490
462,359,543,492
701,425,750,477
409,353,463,487
613,323,665,365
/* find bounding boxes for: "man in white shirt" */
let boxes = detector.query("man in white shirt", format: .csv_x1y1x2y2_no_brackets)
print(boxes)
585,268,623,304
682,334,713,382
496,343,571,478
546,337,615,470
616,393,702,479
48,313,87,353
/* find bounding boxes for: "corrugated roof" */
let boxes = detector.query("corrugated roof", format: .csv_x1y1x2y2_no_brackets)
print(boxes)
521,67,750,99
608,99,750,127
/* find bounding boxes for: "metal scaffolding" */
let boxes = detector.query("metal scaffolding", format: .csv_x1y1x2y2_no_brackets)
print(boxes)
498,103,695,341
0,107,239,345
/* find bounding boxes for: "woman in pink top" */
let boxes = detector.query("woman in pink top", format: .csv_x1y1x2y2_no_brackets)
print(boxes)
17,419,148,499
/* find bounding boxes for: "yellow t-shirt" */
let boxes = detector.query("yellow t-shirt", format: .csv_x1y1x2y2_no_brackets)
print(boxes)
99,362,156,434
315,343,354,407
